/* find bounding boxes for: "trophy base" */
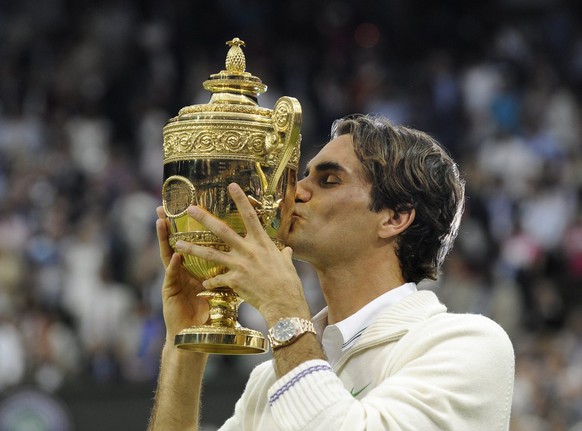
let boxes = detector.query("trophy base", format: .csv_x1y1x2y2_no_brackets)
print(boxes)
174,325,268,355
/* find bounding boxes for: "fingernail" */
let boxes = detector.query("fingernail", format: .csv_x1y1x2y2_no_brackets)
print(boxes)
187,205,198,216
175,240,186,251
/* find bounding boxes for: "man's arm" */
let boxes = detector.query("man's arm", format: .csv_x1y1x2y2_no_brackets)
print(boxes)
148,343,207,430
147,208,211,430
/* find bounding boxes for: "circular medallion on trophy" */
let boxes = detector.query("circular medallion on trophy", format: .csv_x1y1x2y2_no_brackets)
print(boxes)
162,175,197,217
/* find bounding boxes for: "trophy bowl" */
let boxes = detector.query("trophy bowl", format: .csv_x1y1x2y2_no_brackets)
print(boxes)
161,38,302,354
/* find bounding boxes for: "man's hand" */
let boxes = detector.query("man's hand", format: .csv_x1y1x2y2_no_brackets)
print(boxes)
174,183,311,326
156,206,209,341
148,207,209,431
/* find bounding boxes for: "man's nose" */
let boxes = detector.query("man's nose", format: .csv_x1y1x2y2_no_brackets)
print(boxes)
295,178,310,203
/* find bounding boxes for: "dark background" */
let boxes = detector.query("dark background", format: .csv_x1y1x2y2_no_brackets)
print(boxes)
1,0,581,429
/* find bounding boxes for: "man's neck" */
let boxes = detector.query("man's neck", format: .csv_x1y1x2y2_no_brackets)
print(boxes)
315,259,405,325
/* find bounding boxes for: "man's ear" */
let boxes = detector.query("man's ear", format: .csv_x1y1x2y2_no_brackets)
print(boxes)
378,208,415,239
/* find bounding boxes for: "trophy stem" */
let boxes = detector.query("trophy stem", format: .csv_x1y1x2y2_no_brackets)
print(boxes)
200,287,240,328
174,287,269,354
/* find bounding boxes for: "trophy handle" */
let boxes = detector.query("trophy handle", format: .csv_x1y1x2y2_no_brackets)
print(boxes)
265,96,302,196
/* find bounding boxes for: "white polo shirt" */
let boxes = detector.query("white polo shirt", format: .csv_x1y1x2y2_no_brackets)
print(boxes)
312,282,417,367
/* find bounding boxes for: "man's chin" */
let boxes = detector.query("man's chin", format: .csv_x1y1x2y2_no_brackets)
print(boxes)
285,235,310,262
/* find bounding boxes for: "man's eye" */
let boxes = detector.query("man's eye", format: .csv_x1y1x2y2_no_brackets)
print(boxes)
321,175,340,185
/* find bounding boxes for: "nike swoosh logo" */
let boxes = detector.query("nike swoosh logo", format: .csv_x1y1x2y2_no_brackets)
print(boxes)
350,382,371,398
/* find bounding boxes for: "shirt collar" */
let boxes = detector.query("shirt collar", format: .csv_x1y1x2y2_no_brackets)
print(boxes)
312,282,417,366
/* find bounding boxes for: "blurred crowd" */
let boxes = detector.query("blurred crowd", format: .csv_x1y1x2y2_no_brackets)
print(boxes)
0,0,581,429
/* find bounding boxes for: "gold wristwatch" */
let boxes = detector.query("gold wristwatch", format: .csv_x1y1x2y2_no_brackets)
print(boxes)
268,317,316,349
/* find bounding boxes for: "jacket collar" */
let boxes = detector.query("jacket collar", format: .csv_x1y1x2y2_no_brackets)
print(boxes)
334,290,447,372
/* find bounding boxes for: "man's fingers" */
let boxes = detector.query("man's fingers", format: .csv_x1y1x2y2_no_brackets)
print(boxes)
156,205,165,219
156,218,173,268
202,274,229,291
162,253,182,297
228,183,264,237
175,240,230,266
186,205,244,247
282,246,294,261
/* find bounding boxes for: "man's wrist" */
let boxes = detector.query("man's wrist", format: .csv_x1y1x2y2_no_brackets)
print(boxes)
262,303,312,327
268,317,316,350
162,338,209,363
270,330,326,377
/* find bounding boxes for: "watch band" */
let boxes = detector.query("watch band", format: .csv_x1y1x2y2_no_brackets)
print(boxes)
268,317,316,350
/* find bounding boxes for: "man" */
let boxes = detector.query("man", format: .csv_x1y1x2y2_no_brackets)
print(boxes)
148,114,515,430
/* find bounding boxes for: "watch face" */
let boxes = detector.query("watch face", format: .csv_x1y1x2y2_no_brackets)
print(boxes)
274,319,297,342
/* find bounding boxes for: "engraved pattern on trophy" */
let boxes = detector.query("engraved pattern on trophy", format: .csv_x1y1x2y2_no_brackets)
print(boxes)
161,37,302,354
162,125,284,164
178,104,272,117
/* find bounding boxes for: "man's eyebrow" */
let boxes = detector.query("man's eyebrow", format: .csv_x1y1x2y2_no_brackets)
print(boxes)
303,161,347,178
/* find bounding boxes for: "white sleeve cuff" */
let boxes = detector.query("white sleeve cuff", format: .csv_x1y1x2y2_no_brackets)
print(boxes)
267,359,351,430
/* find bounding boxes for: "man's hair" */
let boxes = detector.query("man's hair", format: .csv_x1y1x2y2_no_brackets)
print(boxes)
331,114,466,283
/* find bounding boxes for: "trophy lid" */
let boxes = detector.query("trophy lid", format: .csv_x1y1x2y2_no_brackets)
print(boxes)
164,38,301,175
202,38,267,99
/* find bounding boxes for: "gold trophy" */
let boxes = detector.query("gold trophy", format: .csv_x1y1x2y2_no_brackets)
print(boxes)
162,38,302,354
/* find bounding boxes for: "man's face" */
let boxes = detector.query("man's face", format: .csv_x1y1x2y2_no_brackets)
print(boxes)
288,134,382,267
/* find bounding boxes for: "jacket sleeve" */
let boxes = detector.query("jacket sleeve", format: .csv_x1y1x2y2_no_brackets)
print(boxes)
266,314,515,431
218,361,277,431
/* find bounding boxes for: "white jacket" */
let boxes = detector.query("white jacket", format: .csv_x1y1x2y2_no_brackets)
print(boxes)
220,290,515,430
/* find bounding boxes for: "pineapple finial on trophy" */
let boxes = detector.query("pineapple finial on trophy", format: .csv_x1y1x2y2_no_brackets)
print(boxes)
201,36,266,99
225,38,246,73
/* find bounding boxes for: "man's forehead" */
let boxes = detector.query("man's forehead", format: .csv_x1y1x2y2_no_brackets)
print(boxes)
307,135,353,165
